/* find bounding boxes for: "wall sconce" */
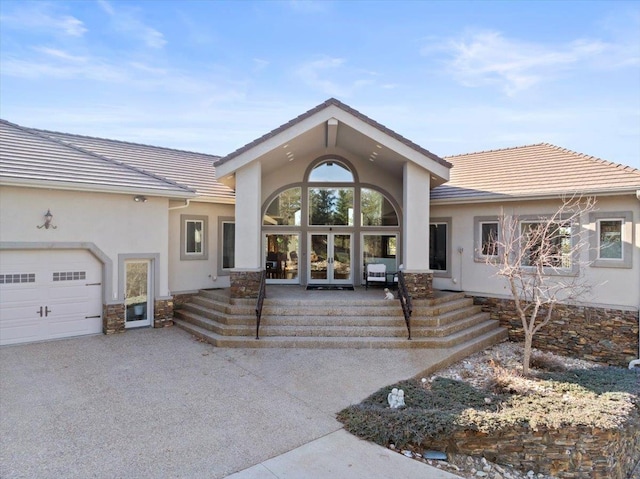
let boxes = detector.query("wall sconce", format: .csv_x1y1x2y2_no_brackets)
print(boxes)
133,195,147,203
37,209,57,229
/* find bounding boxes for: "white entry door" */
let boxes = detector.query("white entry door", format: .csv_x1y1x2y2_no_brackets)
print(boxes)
124,260,152,328
308,233,353,284
0,250,103,345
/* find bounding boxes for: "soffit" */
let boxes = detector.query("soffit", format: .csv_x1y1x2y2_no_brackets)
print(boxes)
215,98,450,188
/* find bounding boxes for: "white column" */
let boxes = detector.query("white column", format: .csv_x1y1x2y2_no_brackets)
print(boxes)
403,162,431,271
233,161,262,270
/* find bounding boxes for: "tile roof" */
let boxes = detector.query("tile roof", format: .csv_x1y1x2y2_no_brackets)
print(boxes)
0,120,194,197
35,129,235,203
215,97,451,169
432,143,640,202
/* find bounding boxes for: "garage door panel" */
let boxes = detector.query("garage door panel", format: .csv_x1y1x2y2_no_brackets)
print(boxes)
0,250,103,345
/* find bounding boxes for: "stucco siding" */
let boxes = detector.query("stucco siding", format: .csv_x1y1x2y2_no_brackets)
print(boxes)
168,201,235,293
0,185,170,302
431,194,640,310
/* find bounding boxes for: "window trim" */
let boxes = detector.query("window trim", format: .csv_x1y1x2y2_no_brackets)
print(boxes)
589,211,632,269
217,217,235,276
429,217,451,278
180,215,208,261
474,216,500,262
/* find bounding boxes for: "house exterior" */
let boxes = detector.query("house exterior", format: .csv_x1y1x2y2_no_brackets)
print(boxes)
1,99,639,364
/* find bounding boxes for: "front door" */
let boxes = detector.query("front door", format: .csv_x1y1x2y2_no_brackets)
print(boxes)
308,233,352,284
124,260,152,328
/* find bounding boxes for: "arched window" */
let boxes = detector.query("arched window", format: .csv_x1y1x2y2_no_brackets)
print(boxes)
263,187,301,226
309,161,354,183
361,188,398,226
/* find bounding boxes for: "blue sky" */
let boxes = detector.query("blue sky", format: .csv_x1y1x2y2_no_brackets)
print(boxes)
1,0,639,169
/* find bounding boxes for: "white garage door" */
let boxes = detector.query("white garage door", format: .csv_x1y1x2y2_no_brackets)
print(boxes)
0,250,103,346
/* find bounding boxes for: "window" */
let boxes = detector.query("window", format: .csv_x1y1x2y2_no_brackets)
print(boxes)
363,234,398,273
589,211,632,268
221,221,235,270
361,189,399,226
520,220,572,270
598,220,622,259
308,187,354,226
309,161,354,182
429,219,450,275
263,188,301,226
264,233,299,281
474,217,499,261
180,215,208,260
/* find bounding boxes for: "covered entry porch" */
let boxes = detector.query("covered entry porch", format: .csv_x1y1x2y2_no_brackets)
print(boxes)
214,99,452,299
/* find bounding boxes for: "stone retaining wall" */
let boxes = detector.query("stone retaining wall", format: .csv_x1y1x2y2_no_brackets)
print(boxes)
424,408,640,479
472,296,639,367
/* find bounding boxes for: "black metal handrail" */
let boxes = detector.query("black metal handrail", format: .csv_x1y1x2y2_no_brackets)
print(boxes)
396,271,412,340
255,269,267,339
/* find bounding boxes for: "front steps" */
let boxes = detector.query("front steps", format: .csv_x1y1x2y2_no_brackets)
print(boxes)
173,288,508,350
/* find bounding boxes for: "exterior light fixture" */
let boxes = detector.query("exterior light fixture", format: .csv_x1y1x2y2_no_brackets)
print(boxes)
134,195,147,203
37,209,57,229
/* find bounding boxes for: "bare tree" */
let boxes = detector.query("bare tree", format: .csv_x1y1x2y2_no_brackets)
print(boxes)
487,196,596,375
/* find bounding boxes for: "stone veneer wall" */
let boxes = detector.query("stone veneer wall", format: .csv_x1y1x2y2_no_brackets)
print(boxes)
154,298,174,328
230,271,262,299
402,272,434,299
103,303,125,334
472,296,639,367
424,408,640,479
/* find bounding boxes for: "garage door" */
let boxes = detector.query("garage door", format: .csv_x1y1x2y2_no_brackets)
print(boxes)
0,250,103,346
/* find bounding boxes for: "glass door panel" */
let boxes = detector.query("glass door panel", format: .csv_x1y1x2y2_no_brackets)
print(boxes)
332,234,351,281
125,260,151,328
309,234,328,281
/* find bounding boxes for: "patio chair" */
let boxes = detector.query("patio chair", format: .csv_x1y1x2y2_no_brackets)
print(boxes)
366,263,387,289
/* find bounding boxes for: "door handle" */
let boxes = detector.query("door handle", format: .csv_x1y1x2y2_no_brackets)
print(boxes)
44,307,51,317
36,306,43,317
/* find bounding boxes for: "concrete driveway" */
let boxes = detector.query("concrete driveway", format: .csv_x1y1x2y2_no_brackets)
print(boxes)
1,327,466,478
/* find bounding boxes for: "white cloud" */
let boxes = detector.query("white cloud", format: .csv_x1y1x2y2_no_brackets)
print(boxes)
294,57,377,97
98,0,167,49
425,30,638,96
0,3,87,37
33,47,87,63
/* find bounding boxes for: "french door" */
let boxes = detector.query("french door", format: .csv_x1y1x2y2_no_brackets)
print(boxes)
124,260,152,328
308,233,352,284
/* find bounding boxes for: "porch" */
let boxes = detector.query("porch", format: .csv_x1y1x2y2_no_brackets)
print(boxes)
173,286,508,350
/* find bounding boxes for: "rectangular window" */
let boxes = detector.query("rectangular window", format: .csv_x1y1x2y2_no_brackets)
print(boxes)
520,220,572,270
180,215,208,260
480,221,499,256
222,221,235,269
597,219,623,260
53,271,86,281
429,222,449,273
186,220,204,254
0,273,35,284
308,187,354,226
363,234,398,274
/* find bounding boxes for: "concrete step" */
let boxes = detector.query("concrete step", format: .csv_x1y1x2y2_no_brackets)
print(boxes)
173,318,508,350
178,302,254,325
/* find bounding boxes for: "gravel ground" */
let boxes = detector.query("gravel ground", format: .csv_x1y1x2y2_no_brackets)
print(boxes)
385,342,639,479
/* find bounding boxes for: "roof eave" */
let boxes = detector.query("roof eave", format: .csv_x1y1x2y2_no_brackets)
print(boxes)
431,187,640,205
0,177,197,199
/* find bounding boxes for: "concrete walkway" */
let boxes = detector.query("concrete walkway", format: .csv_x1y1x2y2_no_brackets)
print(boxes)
1,327,465,479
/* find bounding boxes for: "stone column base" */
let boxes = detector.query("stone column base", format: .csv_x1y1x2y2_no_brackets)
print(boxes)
402,272,434,299
230,270,262,299
103,303,125,334
154,298,174,328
